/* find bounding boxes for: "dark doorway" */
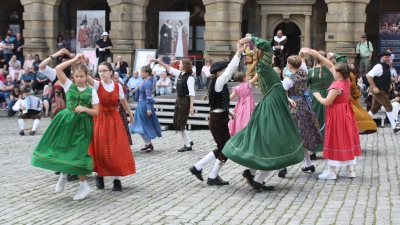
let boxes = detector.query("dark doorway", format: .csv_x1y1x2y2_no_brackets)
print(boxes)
273,22,301,57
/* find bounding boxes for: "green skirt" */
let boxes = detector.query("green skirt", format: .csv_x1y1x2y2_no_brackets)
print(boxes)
222,85,304,170
31,108,94,175
308,89,328,152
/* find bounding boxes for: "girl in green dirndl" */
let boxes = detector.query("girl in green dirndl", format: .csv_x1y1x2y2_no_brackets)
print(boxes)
31,54,99,201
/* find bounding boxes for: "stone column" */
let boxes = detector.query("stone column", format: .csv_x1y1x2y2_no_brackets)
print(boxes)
107,0,148,70
21,0,60,62
261,14,268,39
304,15,311,48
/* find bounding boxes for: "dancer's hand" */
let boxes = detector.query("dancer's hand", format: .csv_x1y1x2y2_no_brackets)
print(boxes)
74,106,87,113
309,50,320,58
229,111,236,120
300,47,312,54
189,106,194,115
129,114,134,124
313,92,322,99
288,98,296,107
327,52,334,60
147,110,152,116
372,86,380,94
237,41,246,55
239,37,252,44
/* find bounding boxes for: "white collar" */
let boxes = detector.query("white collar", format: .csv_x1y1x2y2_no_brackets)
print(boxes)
274,36,287,42
164,23,172,29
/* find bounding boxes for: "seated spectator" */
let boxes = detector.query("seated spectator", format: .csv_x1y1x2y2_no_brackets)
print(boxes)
113,71,124,84
7,86,20,116
8,55,21,81
33,66,49,92
32,54,42,69
107,56,115,70
20,67,35,90
127,70,142,102
0,75,15,105
0,55,8,76
23,53,34,70
85,57,94,74
358,74,370,98
40,84,52,117
155,71,172,96
115,55,129,80
12,88,42,135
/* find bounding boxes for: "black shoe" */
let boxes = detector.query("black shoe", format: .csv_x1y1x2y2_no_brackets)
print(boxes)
242,169,255,187
253,181,274,191
207,176,229,185
67,174,79,181
178,146,192,152
112,179,122,191
189,166,203,181
190,141,194,146
54,172,60,175
95,175,105,189
394,128,400,133
278,168,287,178
19,130,25,136
310,153,317,160
29,131,35,136
301,165,315,173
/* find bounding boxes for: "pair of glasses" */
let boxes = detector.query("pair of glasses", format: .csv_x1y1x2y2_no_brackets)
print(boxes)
98,70,110,74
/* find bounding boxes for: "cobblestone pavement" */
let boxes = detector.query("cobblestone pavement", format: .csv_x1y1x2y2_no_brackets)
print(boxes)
0,117,399,225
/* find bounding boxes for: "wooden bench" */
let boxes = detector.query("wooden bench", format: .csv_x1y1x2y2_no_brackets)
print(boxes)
371,113,386,128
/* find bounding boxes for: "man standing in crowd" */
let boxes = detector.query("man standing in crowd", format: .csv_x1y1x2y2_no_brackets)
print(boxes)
356,33,373,74
272,30,289,72
7,29,16,42
127,70,142,102
115,56,129,80
13,33,24,64
367,51,399,133
68,30,77,55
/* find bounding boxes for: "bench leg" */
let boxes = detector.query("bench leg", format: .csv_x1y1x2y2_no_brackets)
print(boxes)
381,118,385,128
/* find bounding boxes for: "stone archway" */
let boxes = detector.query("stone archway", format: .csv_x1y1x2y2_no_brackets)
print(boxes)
273,22,302,57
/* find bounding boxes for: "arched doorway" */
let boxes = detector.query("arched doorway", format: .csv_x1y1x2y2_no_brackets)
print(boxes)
5,5,24,36
273,22,301,57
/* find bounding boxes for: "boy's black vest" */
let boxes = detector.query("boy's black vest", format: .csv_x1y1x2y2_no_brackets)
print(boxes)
373,62,391,91
177,73,191,97
209,78,229,111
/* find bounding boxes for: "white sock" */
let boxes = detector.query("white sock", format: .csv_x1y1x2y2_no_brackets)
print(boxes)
194,152,216,170
114,176,120,180
304,150,313,167
329,166,336,174
139,134,151,145
32,119,40,131
209,160,225,179
386,112,397,129
346,164,354,172
254,171,270,183
18,119,24,130
368,111,374,116
60,173,67,179
79,180,88,188
248,169,256,176
182,130,191,147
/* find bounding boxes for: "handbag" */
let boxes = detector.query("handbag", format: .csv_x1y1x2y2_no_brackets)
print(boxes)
201,72,207,86
245,57,253,64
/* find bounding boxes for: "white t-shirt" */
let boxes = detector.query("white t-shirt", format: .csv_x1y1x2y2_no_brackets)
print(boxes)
367,63,384,78
168,67,195,96
93,79,125,100
282,62,308,90
61,79,99,104
40,66,57,81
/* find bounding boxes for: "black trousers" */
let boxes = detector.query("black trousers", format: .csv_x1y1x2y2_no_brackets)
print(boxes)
209,111,230,162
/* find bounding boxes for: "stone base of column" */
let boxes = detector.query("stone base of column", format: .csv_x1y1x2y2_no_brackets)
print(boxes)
112,41,135,72
333,42,358,63
24,38,50,67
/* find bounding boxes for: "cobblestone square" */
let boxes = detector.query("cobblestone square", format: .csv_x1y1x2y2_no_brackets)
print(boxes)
0,117,398,224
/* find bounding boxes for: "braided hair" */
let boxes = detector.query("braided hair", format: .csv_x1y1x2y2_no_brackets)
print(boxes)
311,50,326,78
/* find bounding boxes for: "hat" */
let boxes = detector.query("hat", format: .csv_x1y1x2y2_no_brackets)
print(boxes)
334,54,348,63
377,51,391,58
23,88,31,93
101,32,109,37
210,61,229,74
80,20,87,26
361,34,367,38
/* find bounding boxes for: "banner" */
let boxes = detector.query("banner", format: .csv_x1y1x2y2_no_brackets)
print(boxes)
76,10,106,53
158,11,190,61
378,13,400,73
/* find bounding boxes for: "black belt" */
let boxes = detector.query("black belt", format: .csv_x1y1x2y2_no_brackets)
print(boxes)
361,56,369,59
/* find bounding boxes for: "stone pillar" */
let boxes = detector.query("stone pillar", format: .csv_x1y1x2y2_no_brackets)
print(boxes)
108,0,148,71
261,14,268,39
203,0,246,62
304,15,311,48
21,0,60,62
325,0,370,62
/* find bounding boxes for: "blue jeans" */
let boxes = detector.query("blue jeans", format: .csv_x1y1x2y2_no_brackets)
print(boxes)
196,76,203,90
361,84,368,98
131,88,140,101
119,72,127,80
0,92,10,101
3,53,12,63
156,87,171,95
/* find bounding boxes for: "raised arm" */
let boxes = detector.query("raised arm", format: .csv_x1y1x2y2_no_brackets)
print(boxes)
299,47,311,63
309,50,335,74
249,73,259,85
39,48,71,71
150,58,171,71
55,54,83,85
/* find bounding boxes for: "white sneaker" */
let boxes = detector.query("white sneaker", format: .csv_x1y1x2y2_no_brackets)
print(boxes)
73,185,90,201
55,175,67,193
339,170,356,178
318,172,337,180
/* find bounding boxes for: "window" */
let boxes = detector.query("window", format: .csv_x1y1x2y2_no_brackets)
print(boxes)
189,25,205,52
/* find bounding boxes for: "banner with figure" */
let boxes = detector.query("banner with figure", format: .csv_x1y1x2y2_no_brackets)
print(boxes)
76,11,106,53
158,11,190,61
379,13,400,73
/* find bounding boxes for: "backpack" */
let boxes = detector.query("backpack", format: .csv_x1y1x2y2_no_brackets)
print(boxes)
357,41,372,53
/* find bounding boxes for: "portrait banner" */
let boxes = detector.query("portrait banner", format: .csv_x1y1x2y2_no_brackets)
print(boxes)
158,11,190,62
76,10,106,53
133,49,157,73
379,13,400,73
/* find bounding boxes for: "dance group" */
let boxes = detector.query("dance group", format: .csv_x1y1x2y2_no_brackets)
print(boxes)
30,35,387,200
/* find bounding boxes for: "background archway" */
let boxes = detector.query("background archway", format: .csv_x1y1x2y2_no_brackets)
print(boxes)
273,22,301,57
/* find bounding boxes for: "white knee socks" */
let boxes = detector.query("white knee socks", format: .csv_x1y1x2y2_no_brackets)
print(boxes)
329,166,336,174
182,130,191,147
209,160,225,179
254,171,270,183
114,176,120,180
346,164,354,172
139,134,151,145
32,119,40,131
386,112,397,129
18,119,24,130
79,180,89,188
194,152,216,171
304,150,313,167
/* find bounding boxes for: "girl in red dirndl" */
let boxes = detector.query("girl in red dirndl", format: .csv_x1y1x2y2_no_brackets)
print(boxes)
310,50,361,180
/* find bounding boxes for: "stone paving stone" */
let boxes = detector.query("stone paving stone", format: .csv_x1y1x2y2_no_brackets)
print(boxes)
0,117,398,224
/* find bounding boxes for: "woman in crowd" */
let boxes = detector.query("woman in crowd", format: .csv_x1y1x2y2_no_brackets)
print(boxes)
95,32,113,65
155,71,172,96
3,34,14,63
7,85,20,116
201,58,212,90
41,84,52,117
0,75,15,107
8,55,21,81
23,53,34,70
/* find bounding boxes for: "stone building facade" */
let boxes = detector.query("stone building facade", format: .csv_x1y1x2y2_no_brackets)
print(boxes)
0,0,399,68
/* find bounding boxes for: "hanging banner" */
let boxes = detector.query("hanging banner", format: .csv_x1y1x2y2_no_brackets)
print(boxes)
158,11,190,61
378,13,400,73
76,10,106,53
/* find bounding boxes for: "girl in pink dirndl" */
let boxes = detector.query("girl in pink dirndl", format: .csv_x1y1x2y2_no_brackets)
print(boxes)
311,50,361,180
228,72,258,136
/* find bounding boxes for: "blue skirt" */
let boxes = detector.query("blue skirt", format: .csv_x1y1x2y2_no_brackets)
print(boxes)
129,100,162,139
